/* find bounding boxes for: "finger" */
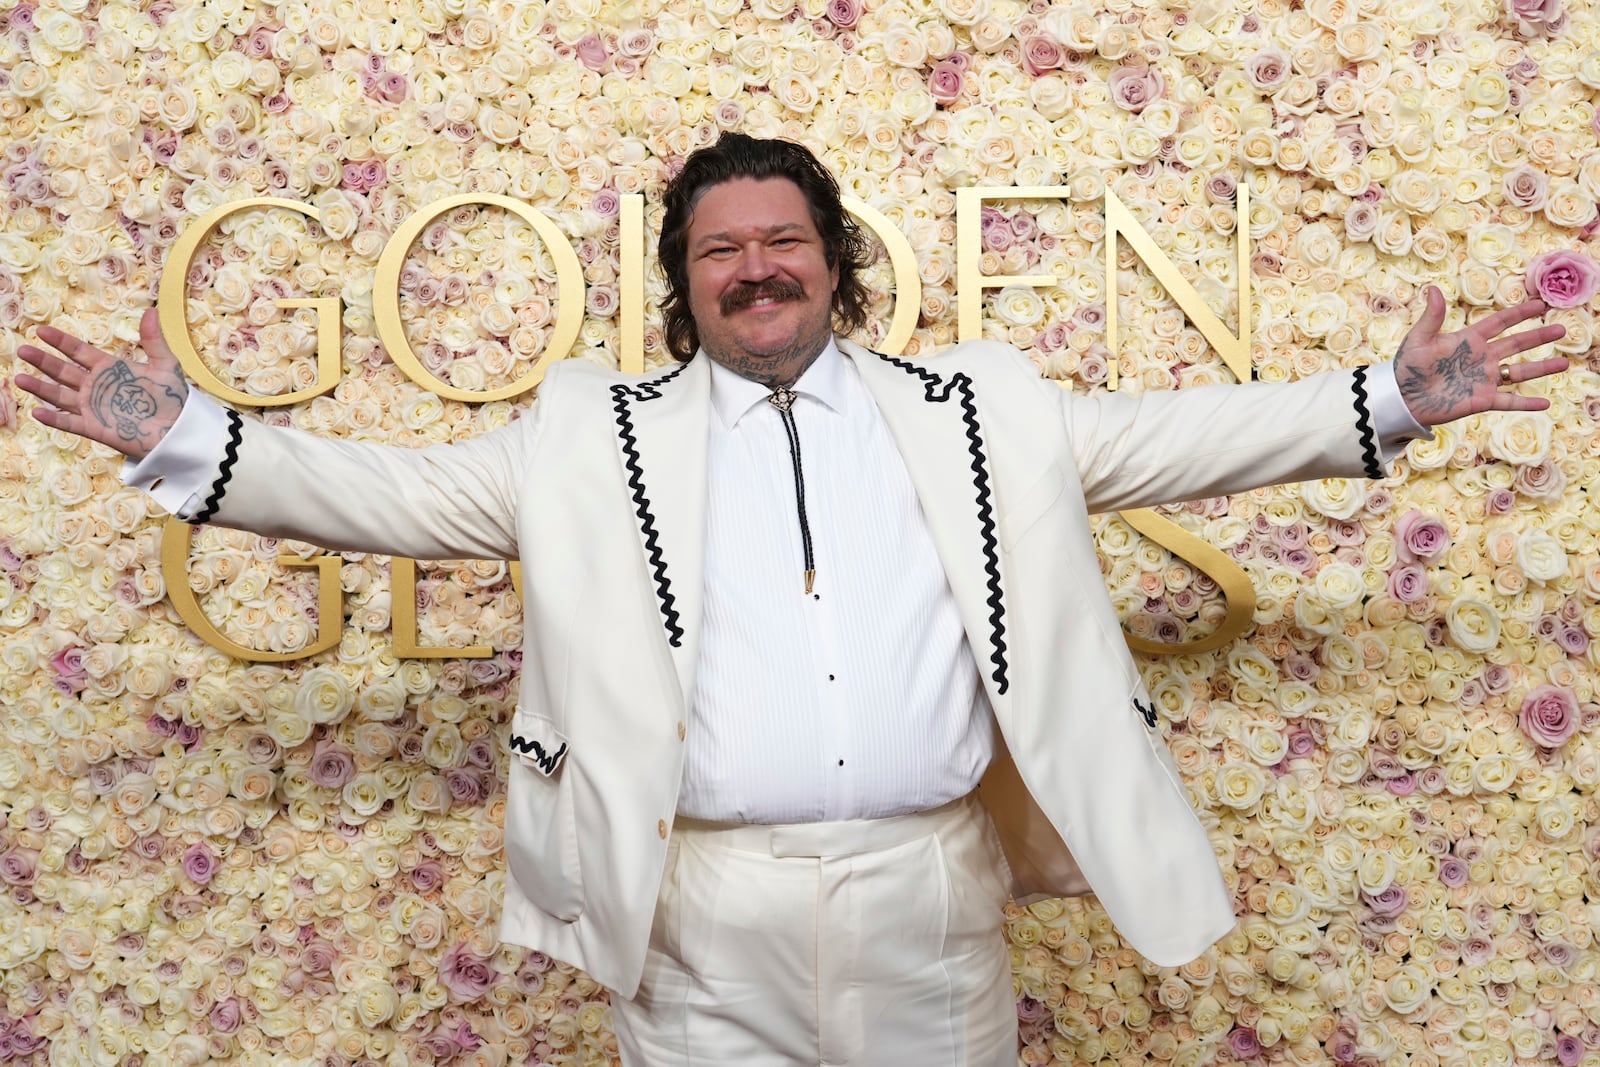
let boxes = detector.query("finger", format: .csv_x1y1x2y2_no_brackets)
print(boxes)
14,372,81,411
1486,392,1552,413
1487,323,1566,361
31,325,110,369
1499,356,1570,385
1471,299,1550,338
15,345,88,390
139,307,175,365
1413,285,1447,339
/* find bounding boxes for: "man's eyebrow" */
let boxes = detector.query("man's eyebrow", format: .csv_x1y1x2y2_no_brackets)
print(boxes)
693,222,806,249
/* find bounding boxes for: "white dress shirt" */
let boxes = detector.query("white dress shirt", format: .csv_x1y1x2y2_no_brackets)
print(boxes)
125,346,1425,823
682,341,992,821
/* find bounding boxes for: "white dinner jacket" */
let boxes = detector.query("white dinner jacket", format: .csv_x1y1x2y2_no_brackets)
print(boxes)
201,337,1389,996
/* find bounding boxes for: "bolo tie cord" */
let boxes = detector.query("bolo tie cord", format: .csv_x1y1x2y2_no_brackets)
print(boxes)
766,388,816,595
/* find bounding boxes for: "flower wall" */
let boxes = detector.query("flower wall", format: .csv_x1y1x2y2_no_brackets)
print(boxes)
2,0,1600,1064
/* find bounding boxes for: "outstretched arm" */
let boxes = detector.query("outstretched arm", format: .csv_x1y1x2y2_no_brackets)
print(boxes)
14,309,188,459
1393,286,1567,426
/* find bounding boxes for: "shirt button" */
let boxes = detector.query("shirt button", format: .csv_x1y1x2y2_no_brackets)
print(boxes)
677,721,686,741
658,819,669,839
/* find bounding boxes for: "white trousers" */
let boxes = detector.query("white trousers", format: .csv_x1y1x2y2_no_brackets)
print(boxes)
610,794,1018,1067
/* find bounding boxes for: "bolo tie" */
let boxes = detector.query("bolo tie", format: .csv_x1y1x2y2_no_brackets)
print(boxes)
766,387,816,594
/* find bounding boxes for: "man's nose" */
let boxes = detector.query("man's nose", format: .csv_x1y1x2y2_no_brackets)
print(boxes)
735,245,776,281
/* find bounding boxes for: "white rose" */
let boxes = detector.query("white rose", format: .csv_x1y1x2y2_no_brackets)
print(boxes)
1516,530,1568,583
1486,412,1552,465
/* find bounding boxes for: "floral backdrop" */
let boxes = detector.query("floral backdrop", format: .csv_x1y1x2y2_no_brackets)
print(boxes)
2,0,1600,1063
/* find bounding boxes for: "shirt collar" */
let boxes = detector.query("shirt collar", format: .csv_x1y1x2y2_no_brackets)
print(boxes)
708,338,849,430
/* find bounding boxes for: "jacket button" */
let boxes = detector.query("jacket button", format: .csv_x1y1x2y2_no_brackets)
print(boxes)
658,819,668,839
677,721,686,741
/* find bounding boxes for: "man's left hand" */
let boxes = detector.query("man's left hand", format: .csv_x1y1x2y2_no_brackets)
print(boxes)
1393,285,1568,426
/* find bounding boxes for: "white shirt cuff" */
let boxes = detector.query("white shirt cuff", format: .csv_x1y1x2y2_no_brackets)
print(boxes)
1365,360,1431,463
119,390,233,520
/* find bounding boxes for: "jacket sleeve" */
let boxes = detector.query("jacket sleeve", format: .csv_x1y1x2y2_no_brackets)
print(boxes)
138,377,556,563
1053,358,1416,515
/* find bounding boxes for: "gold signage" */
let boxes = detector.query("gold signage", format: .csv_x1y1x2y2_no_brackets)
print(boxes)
160,187,1257,658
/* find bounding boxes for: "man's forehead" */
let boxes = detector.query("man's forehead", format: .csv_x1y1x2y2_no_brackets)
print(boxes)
687,176,813,234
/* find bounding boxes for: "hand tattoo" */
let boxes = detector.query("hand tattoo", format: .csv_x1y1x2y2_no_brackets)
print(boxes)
1398,339,1483,422
89,361,175,442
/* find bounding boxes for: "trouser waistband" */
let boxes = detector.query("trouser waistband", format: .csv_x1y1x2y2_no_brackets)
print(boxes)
671,793,979,859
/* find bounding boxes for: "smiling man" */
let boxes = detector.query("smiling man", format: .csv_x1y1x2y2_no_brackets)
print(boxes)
16,133,1567,1066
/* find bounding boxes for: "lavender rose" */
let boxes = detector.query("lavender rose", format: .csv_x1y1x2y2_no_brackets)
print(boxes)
1393,509,1451,564
1108,64,1164,112
1437,856,1469,887
1363,883,1409,918
1519,684,1580,747
439,942,494,999
181,842,217,885
1228,1028,1262,1059
1525,250,1600,308
308,741,355,789
0,847,38,886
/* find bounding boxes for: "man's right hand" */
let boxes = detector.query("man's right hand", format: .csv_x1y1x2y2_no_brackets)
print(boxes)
14,308,188,461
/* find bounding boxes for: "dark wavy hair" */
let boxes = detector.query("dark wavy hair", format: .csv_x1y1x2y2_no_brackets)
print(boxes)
657,134,874,362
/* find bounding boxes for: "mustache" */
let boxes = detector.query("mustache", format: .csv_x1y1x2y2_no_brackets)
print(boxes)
720,280,806,315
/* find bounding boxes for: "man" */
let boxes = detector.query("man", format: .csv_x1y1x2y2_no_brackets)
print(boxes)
16,134,1567,1065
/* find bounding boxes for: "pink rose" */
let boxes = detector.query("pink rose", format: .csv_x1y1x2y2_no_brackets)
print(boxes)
1108,65,1164,112
1345,201,1378,242
824,0,860,27
1502,165,1549,211
1519,684,1580,747
1394,509,1451,563
1525,250,1600,308
575,34,609,71
1507,0,1567,34
1244,47,1290,90
928,60,966,105
1021,35,1065,76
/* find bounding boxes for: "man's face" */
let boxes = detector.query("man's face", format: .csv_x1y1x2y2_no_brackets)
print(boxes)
684,176,839,385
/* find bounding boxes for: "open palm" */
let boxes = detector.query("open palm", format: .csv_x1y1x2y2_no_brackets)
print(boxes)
1393,286,1568,426
14,308,188,461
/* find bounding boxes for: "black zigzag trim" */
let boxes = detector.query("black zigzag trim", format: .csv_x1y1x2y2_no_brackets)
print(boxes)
610,364,690,647
190,408,243,524
876,354,1009,695
509,733,568,776
1133,697,1158,729
1350,366,1384,480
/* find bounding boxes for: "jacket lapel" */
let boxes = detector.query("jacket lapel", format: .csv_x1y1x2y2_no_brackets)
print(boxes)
607,356,709,700
844,339,1012,705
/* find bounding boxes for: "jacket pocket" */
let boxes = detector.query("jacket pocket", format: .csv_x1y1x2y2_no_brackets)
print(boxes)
504,708,584,921
508,708,571,777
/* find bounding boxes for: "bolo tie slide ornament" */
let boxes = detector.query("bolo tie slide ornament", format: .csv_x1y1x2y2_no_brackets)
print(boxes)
766,387,816,594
